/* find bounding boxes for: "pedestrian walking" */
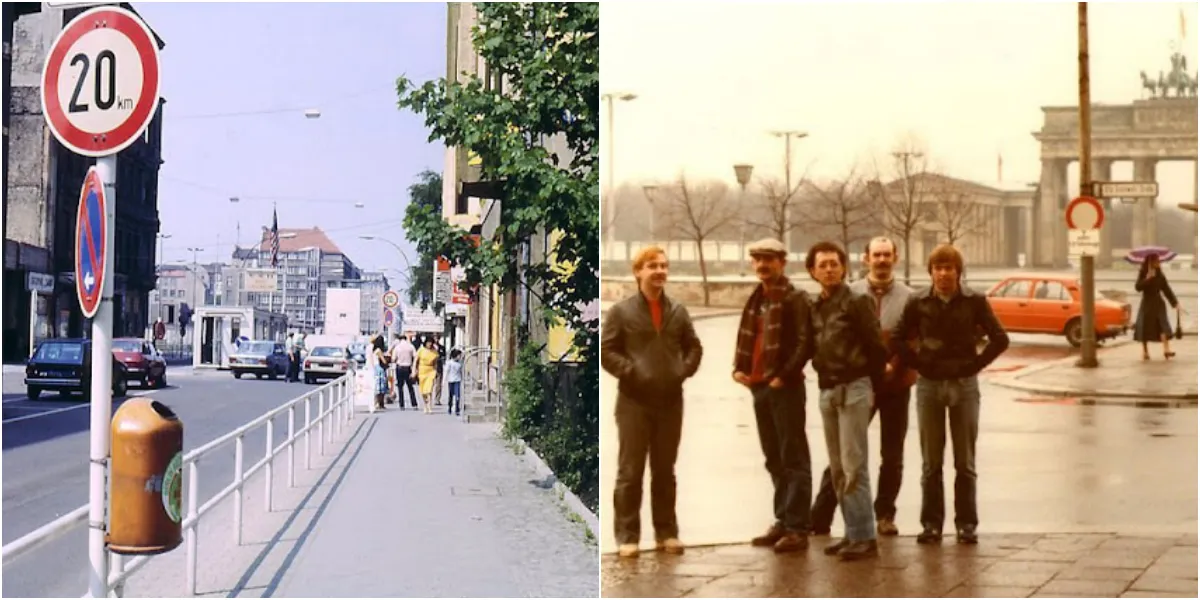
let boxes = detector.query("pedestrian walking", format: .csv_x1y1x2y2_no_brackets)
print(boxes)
415,338,440,414
601,245,703,558
812,237,916,537
285,333,299,381
446,348,463,416
391,334,418,409
890,244,1009,545
370,334,389,411
806,241,888,561
732,238,815,554
1133,254,1181,360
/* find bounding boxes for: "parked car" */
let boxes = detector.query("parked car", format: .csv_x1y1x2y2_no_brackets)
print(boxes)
986,274,1131,347
25,339,129,400
303,346,351,384
112,338,168,389
229,340,289,380
347,343,368,368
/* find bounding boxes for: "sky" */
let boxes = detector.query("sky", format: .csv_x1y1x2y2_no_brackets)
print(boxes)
132,2,447,295
601,2,1199,207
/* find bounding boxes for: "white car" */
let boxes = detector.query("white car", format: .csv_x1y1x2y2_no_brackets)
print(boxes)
303,346,351,384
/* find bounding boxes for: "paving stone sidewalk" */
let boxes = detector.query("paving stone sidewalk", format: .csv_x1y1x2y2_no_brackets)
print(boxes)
602,533,1198,598
994,336,1198,400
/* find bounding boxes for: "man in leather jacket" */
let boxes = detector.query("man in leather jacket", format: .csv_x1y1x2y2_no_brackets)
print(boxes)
889,244,1008,545
733,238,815,554
807,241,887,561
812,237,916,537
601,246,703,558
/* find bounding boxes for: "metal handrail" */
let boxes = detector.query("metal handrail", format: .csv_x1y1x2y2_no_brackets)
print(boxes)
1,371,360,597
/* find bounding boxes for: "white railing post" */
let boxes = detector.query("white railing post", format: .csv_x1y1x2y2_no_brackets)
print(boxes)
109,552,124,597
304,395,312,470
185,461,199,596
345,378,353,424
318,391,326,457
334,384,342,436
287,405,296,488
265,418,274,512
234,436,244,545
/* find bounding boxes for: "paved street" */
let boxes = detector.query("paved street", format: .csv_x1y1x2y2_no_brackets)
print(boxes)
2,366,325,598
599,314,1198,561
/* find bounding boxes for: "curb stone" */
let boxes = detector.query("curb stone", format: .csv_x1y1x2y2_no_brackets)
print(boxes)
514,437,599,542
990,339,1198,400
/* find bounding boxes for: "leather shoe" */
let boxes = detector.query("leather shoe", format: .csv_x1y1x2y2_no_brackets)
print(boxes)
877,518,899,536
773,531,808,554
916,526,943,544
839,539,879,561
823,538,850,556
751,524,784,547
957,525,978,545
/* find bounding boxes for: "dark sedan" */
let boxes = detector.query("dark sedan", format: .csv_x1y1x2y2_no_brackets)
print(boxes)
112,338,168,389
25,339,129,400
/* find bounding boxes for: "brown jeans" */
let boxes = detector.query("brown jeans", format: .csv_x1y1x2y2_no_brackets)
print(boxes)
613,395,684,544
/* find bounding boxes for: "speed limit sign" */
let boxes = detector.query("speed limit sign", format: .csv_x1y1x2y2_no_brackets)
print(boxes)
40,6,161,157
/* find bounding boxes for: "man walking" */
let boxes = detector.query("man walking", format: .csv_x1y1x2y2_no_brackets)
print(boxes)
890,244,1008,545
602,246,703,558
812,237,915,537
732,238,814,553
391,334,418,409
285,333,299,382
807,241,887,561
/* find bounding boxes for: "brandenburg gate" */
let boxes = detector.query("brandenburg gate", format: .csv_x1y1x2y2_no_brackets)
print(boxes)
1031,52,1198,268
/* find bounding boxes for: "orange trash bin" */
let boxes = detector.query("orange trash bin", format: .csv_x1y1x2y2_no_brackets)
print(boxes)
107,398,184,555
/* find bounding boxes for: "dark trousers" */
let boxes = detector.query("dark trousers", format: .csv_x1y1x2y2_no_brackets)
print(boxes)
916,377,980,531
288,353,300,381
613,395,683,544
812,386,910,530
751,383,812,533
447,381,461,414
396,366,417,406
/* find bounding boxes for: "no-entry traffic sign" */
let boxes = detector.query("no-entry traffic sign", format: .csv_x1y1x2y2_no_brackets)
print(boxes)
1065,196,1105,230
76,167,107,318
41,6,161,157
382,290,400,309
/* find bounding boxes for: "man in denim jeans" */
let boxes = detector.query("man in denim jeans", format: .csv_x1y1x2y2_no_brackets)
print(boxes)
890,244,1009,545
807,241,887,561
732,238,814,554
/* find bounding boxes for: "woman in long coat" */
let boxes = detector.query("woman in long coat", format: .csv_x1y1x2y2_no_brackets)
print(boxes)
1133,254,1180,360
415,338,440,414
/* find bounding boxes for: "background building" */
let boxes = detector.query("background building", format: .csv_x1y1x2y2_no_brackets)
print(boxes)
254,226,362,332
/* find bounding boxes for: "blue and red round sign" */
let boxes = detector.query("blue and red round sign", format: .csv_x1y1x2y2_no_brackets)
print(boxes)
383,308,395,328
75,167,107,318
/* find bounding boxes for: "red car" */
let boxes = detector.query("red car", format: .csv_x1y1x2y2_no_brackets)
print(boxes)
112,338,168,389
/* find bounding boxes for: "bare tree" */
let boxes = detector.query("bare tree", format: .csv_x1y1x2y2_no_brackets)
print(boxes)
655,174,737,306
740,162,814,244
870,143,933,286
805,166,878,276
929,176,988,246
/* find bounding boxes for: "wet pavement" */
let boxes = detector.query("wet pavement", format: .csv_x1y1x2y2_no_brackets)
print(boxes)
601,532,1198,598
599,315,1198,557
994,336,1198,400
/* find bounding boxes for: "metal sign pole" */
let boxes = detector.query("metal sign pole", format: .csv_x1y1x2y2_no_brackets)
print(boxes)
87,155,117,597
1076,2,1097,368
29,288,37,358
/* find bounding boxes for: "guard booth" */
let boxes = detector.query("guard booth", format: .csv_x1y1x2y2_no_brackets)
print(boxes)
191,306,287,370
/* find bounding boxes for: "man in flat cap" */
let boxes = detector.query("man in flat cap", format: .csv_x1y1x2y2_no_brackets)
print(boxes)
733,238,815,553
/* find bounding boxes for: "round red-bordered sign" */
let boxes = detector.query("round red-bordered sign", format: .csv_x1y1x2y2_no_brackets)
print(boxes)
75,167,108,318
382,290,400,309
40,6,161,157
1065,196,1105,230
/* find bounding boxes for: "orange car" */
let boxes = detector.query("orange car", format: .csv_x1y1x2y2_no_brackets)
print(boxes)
985,274,1131,347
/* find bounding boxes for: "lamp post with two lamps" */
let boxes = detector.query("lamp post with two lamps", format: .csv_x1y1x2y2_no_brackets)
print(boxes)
734,164,755,261
603,91,637,247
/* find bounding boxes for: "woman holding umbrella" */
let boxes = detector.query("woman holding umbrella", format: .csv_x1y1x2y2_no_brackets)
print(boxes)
1133,254,1180,360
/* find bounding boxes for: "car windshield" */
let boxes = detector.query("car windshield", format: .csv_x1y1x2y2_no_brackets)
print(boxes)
36,342,84,362
311,347,344,358
244,342,274,355
113,340,143,352
348,344,366,355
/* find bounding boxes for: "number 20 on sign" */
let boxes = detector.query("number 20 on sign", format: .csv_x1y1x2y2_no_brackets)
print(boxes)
40,6,161,157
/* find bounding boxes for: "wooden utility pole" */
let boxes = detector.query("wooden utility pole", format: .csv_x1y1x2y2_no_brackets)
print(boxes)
1077,2,1098,368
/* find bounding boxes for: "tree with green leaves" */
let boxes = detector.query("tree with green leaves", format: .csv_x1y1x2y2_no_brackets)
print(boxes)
396,2,598,349
402,170,441,310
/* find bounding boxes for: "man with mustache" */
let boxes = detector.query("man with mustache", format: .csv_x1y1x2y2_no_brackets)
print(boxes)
602,246,704,558
890,244,1008,545
812,237,915,537
733,238,814,553
807,241,888,561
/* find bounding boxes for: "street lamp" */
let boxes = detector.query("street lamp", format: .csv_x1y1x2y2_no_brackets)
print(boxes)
734,164,754,257
359,235,415,270
603,91,638,247
304,109,321,119
769,131,808,254
642,184,658,244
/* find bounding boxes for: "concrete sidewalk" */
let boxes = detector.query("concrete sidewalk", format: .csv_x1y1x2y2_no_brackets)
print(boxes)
122,408,598,598
994,336,1198,401
602,532,1198,598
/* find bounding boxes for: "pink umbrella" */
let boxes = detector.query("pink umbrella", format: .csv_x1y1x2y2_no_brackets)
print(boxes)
1124,246,1177,264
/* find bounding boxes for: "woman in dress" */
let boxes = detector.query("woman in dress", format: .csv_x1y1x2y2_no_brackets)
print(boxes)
1133,254,1180,360
371,334,389,409
415,338,440,414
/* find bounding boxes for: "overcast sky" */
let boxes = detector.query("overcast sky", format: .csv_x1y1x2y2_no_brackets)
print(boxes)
134,2,446,295
601,2,1198,207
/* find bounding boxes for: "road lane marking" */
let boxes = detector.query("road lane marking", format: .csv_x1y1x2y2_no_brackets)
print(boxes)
2,394,154,424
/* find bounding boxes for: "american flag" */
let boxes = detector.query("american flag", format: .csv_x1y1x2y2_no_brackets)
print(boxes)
269,207,280,267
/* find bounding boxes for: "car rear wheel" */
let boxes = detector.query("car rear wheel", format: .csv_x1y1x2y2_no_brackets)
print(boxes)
268,367,278,381
305,374,314,384
27,387,41,400
156,374,168,389
114,377,128,398
1064,318,1083,348
234,371,243,379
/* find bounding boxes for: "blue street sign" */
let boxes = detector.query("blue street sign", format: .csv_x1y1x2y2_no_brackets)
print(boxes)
75,167,107,318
